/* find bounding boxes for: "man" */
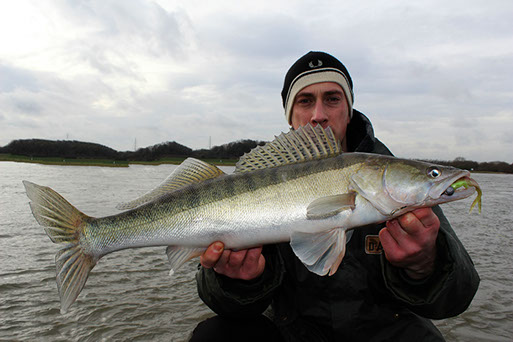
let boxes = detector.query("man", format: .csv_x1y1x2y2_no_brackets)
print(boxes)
190,51,479,341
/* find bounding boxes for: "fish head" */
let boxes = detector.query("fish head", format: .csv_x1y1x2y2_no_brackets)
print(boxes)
350,156,481,217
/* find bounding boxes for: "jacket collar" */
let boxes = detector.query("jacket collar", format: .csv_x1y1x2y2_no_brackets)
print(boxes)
346,109,376,153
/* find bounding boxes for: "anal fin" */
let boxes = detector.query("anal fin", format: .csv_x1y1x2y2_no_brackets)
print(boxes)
166,246,205,276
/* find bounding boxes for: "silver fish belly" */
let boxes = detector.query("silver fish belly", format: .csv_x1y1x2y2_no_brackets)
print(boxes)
23,124,482,313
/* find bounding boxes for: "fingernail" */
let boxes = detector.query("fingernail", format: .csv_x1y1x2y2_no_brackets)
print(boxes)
213,242,223,253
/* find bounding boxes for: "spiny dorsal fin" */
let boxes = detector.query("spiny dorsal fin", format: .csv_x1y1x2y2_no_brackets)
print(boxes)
235,124,341,173
117,158,225,210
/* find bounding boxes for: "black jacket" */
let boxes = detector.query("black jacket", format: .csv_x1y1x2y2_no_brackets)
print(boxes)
196,110,480,341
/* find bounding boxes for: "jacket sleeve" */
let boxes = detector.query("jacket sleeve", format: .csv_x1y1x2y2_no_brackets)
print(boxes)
195,245,284,318
381,205,480,318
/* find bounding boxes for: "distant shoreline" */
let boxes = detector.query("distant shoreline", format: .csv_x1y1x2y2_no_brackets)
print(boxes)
0,154,237,167
1,154,511,174
2,138,511,173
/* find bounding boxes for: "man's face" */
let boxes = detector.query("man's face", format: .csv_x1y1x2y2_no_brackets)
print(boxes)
290,82,350,151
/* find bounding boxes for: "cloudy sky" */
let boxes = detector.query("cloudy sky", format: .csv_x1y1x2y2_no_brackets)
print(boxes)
1,0,512,162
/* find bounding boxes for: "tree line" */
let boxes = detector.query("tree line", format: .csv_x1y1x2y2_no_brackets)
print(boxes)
419,157,513,174
0,138,265,162
1,138,511,173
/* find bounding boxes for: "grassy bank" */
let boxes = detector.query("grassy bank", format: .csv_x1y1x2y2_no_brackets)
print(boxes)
0,154,237,167
129,157,238,166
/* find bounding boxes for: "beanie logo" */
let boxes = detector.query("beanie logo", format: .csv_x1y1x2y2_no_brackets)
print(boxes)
308,59,323,68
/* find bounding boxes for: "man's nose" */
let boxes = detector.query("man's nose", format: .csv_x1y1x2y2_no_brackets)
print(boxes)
311,102,328,126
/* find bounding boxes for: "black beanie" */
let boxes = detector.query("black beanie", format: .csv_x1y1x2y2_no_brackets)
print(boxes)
281,51,354,124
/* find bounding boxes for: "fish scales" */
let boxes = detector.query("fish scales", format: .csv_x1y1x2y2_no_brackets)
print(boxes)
23,124,482,313
85,154,375,255
86,156,360,256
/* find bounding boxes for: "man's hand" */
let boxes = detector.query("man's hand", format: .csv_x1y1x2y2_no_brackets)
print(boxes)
200,242,266,281
379,208,440,280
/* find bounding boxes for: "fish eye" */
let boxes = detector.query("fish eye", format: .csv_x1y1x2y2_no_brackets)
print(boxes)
427,167,441,178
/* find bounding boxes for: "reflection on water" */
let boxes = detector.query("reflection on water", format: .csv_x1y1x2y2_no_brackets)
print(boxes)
0,162,512,341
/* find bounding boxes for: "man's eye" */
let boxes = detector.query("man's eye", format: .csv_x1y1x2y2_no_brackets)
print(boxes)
326,97,341,104
297,98,311,104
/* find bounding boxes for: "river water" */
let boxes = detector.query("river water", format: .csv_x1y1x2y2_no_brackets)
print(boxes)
0,162,512,341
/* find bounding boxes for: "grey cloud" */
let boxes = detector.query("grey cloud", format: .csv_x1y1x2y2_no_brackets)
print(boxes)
197,12,309,59
1,1,511,162
0,64,40,93
14,100,42,114
52,0,193,83
59,0,189,55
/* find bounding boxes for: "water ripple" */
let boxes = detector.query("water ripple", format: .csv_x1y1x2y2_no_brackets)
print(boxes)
1,166,512,341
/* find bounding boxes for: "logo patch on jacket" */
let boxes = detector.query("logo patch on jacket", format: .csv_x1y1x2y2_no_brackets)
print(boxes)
365,235,383,254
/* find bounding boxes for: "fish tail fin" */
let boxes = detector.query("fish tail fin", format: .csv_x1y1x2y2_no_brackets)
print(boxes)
23,181,97,313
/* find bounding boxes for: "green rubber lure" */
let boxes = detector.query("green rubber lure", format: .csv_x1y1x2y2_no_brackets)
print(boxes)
451,178,482,213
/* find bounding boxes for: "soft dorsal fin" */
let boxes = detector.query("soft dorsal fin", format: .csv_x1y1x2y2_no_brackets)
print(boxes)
235,124,341,173
117,158,225,210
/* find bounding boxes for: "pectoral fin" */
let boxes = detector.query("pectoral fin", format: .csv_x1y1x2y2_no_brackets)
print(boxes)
306,193,356,219
166,246,205,276
290,229,348,276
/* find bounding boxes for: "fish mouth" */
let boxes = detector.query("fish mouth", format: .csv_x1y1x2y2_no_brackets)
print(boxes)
439,176,482,213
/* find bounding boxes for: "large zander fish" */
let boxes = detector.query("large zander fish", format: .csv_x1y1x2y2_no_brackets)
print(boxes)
23,125,481,313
